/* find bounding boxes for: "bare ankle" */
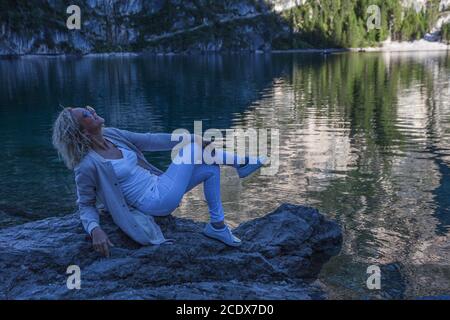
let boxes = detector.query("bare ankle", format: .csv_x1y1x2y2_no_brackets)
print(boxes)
211,221,225,230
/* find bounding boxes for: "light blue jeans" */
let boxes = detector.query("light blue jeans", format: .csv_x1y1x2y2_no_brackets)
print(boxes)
135,140,227,223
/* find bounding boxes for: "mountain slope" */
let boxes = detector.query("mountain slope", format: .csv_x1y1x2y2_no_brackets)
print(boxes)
0,0,448,55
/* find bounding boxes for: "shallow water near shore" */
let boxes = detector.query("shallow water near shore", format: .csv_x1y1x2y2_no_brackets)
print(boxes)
1,52,450,299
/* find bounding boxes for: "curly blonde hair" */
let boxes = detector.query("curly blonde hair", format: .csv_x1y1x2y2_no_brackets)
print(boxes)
52,107,92,170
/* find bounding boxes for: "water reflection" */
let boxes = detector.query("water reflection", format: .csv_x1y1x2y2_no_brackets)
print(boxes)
185,52,450,299
0,52,449,298
0,54,279,219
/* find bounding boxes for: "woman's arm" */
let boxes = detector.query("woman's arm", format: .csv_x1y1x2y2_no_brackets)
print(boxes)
75,169,100,235
75,166,113,257
118,129,210,152
74,167,100,235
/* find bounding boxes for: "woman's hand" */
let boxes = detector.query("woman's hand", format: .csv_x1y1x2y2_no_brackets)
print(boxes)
91,227,114,257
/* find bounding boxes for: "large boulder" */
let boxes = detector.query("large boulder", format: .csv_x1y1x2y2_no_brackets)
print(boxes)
0,203,342,299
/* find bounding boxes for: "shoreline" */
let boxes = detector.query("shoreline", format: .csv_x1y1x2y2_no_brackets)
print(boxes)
1,41,449,59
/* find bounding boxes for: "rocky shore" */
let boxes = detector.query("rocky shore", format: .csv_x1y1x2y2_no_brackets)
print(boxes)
0,203,342,299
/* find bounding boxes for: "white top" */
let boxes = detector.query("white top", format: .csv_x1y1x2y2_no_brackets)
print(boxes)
108,147,158,207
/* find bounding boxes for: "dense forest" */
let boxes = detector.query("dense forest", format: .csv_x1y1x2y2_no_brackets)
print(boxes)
275,0,445,49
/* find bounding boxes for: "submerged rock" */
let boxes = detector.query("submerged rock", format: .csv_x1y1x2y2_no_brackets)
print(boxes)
0,203,342,299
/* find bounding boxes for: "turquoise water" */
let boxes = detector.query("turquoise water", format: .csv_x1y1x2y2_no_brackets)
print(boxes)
1,52,450,298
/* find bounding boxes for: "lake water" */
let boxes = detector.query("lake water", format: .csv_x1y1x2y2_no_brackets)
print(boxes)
1,52,449,299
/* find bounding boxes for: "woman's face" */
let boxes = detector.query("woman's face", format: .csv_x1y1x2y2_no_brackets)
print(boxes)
70,106,105,134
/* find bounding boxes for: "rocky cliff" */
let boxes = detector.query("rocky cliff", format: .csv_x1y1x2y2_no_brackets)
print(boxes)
0,0,286,55
1,0,449,55
0,203,342,299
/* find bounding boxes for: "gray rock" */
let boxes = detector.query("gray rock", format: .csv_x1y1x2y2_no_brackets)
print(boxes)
0,203,342,299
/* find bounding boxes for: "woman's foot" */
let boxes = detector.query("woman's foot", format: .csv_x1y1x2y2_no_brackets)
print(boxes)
236,155,268,178
203,222,242,247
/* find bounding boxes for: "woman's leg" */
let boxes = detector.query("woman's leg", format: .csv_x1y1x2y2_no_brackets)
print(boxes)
184,163,224,224
207,148,248,167
139,140,224,224
210,148,267,179
139,139,242,246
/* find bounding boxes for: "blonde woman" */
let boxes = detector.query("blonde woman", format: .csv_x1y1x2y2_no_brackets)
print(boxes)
52,106,267,257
